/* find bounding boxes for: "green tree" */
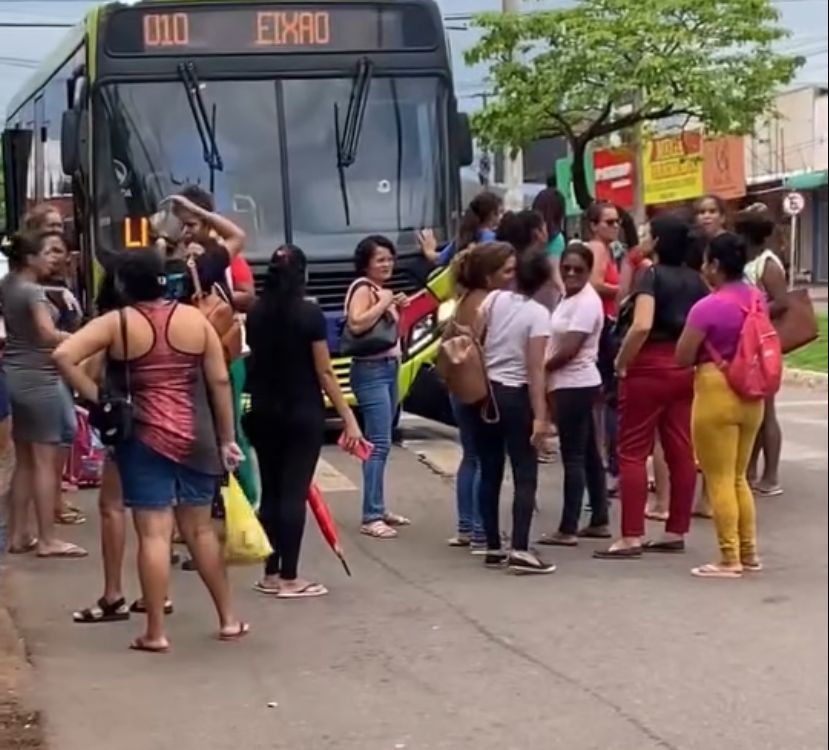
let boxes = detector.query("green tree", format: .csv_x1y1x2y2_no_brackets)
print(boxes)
465,0,803,209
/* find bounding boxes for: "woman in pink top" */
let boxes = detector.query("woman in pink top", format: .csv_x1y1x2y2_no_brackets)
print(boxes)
676,233,766,579
55,250,248,652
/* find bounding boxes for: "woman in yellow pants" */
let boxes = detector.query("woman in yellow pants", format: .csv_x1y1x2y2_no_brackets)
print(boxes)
676,232,765,579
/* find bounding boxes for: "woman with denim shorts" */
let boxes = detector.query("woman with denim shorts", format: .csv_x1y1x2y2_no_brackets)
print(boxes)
55,250,247,653
345,236,409,540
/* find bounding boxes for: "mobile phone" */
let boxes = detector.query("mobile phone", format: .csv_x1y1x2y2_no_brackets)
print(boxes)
338,433,373,461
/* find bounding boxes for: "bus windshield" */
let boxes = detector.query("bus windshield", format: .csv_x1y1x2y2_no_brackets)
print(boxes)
94,76,448,262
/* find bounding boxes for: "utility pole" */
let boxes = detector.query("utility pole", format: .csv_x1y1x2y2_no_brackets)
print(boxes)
631,92,646,226
502,0,524,210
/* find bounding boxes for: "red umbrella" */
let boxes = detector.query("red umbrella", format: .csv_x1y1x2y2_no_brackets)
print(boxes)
307,482,351,576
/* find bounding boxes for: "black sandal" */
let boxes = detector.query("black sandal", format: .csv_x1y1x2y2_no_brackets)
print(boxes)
130,599,175,615
643,539,685,553
73,597,130,624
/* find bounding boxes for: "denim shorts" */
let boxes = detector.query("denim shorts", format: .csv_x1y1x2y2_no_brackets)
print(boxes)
114,437,219,510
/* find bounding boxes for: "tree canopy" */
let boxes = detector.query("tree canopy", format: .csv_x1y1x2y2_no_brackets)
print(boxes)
465,0,803,209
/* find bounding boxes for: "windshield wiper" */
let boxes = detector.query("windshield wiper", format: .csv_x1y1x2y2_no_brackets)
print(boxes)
334,58,374,224
178,62,223,193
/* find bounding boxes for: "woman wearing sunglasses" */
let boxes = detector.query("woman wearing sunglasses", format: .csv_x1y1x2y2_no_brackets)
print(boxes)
539,242,608,546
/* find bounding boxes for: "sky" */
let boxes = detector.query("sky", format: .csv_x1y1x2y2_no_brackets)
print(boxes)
1,0,827,115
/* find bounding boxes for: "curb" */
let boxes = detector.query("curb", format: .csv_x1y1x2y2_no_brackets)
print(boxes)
783,368,829,390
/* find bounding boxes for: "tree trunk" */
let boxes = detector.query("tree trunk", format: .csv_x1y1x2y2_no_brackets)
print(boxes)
571,137,594,211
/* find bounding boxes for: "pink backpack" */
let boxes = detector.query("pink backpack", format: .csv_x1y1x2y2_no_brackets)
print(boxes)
705,288,782,400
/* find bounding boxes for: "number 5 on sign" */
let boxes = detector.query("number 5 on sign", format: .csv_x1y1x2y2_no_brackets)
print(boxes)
783,191,805,290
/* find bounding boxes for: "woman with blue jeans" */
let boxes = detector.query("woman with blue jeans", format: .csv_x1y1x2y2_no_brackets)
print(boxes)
444,243,517,550
347,236,410,539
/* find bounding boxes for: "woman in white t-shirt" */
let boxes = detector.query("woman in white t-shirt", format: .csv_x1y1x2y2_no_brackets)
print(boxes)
475,248,555,575
539,243,608,546
735,205,788,497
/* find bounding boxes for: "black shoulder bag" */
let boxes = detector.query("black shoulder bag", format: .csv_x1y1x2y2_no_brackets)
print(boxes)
340,281,399,357
90,308,134,446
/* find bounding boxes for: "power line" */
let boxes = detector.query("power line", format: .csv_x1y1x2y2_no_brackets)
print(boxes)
0,21,74,28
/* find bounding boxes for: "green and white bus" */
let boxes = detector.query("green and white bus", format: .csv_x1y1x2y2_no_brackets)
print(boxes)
2,0,472,422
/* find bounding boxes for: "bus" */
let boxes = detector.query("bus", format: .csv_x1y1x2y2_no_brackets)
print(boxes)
2,0,472,423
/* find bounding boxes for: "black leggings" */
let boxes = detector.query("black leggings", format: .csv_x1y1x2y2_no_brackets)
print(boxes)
248,412,323,580
474,382,538,552
554,386,608,535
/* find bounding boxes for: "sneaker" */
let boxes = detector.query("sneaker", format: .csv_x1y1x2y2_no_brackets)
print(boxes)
470,540,488,556
484,550,508,568
507,551,557,575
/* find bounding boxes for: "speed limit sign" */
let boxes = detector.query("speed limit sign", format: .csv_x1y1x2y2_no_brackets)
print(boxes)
783,191,806,216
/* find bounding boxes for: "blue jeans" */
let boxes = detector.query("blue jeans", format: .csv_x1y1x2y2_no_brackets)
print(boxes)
351,358,398,523
450,396,484,541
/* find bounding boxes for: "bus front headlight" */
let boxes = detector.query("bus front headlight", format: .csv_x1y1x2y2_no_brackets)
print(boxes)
408,312,438,356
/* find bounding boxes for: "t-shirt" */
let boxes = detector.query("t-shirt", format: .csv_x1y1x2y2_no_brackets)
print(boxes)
0,275,60,379
744,249,784,299
547,284,603,391
246,298,326,420
481,290,550,387
436,228,497,266
686,281,763,363
634,265,709,343
230,255,254,288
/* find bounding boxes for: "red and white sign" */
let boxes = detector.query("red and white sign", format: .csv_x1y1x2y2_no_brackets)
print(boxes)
782,191,805,216
593,148,636,210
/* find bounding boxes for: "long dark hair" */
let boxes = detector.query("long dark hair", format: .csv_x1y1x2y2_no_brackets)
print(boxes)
457,192,502,252
262,244,307,312
532,187,565,239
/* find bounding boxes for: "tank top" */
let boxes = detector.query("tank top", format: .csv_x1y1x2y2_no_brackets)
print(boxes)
603,258,620,319
344,278,401,359
110,302,222,475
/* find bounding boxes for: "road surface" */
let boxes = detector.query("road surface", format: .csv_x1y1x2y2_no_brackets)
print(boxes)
7,386,828,750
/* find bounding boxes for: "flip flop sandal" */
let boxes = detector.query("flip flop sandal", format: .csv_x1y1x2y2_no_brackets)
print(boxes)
447,536,472,547
643,539,686,553
537,534,578,547
73,597,130,624
37,544,88,559
754,486,783,497
645,510,670,521
253,581,281,595
129,637,170,654
130,599,174,615
691,564,742,579
8,538,38,554
219,622,251,641
360,521,398,539
742,560,764,572
56,510,87,525
276,583,329,599
593,546,643,559
383,512,411,527
578,527,612,539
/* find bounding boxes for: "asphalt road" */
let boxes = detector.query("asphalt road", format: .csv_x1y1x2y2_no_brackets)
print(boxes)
7,385,828,750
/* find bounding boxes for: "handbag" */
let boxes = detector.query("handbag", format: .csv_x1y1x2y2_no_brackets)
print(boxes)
89,308,134,447
436,292,499,423
187,255,243,362
340,281,399,357
774,288,818,354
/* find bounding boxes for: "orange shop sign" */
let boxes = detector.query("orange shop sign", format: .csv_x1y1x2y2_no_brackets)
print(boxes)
703,135,746,200
643,131,704,205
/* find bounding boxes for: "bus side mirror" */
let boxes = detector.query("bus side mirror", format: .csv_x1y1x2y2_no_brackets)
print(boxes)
455,112,474,168
61,110,83,175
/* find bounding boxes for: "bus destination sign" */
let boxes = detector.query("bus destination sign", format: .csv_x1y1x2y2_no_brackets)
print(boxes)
106,5,436,56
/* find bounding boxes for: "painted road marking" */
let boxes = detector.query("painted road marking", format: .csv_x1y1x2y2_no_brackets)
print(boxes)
313,458,356,492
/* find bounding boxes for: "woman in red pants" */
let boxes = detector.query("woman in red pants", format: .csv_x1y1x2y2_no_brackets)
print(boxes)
595,214,708,559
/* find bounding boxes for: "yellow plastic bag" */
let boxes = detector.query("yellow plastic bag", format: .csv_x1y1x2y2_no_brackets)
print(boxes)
223,475,272,565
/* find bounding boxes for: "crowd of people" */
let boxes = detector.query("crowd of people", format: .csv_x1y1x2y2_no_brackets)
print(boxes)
0,181,789,651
